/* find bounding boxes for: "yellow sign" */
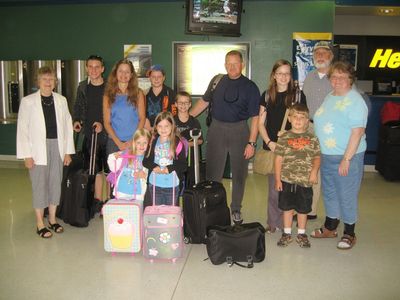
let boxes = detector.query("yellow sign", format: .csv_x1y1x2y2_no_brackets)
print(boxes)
369,49,400,68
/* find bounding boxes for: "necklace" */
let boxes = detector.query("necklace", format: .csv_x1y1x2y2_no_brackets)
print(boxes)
41,96,54,106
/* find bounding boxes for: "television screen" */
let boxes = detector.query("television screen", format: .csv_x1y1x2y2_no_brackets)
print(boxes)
186,0,243,37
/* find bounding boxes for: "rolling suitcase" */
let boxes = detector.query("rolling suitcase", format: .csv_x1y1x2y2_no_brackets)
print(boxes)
183,129,231,244
375,121,400,181
57,128,97,227
103,199,143,254
143,176,183,262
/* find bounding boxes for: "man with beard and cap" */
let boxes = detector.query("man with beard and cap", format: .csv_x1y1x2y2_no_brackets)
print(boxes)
302,41,334,220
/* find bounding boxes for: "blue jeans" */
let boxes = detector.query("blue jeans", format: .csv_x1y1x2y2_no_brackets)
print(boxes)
148,184,179,206
321,152,364,224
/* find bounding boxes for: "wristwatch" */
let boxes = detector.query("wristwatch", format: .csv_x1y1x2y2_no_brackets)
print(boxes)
247,142,257,148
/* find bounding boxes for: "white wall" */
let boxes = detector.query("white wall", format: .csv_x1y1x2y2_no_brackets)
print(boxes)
334,15,400,36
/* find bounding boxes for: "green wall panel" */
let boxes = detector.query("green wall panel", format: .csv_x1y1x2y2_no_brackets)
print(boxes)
0,1,334,155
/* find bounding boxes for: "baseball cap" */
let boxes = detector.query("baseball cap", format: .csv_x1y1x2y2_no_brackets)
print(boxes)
147,64,165,77
313,41,333,52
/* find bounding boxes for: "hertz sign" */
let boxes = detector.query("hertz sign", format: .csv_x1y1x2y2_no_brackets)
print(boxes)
369,49,400,68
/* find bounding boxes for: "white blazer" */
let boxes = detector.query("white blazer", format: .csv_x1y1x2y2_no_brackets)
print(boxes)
16,90,75,165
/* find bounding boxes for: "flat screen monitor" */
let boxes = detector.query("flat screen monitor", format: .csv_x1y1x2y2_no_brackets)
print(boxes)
185,0,243,37
173,42,250,96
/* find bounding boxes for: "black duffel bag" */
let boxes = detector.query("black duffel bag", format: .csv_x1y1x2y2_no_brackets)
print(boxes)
206,222,266,268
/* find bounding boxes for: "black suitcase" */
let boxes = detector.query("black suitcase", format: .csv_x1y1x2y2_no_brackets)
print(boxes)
183,129,231,244
375,121,400,181
57,129,97,227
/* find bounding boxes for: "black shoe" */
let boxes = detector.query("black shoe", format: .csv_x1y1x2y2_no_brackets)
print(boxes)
232,211,243,225
307,215,317,220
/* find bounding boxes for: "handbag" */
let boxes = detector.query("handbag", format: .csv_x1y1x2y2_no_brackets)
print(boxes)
253,107,289,175
206,222,266,268
253,149,275,175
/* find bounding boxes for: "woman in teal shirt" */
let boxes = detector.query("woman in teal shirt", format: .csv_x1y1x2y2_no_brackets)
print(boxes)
312,61,368,250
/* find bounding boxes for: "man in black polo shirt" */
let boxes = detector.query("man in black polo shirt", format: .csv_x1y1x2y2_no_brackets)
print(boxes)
190,50,260,223
73,55,109,208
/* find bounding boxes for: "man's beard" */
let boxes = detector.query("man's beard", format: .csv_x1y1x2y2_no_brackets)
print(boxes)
314,60,331,69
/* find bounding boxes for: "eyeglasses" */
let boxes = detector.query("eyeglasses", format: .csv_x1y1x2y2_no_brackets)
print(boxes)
275,72,291,77
176,102,191,106
330,75,349,82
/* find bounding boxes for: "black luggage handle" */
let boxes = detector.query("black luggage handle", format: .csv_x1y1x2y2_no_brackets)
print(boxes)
226,256,254,269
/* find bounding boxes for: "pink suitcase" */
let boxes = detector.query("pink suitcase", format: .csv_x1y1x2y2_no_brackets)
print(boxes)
103,199,143,255
143,176,184,262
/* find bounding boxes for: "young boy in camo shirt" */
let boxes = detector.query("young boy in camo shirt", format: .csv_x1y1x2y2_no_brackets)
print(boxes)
274,103,321,248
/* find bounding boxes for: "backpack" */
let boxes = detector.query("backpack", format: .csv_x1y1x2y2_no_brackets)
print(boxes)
381,101,400,125
176,138,189,158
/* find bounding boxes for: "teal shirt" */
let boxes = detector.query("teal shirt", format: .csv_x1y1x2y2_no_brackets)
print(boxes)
149,138,179,188
314,89,368,155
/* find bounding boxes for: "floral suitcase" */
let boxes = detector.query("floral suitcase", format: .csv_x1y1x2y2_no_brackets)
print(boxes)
143,177,184,262
103,199,142,255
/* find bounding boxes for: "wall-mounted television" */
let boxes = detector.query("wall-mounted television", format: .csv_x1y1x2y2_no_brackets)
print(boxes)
185,0,243,37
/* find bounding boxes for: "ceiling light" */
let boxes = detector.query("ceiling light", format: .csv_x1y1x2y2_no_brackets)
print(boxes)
379,8,394,14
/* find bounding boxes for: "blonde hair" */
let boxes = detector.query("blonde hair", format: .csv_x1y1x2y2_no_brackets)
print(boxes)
131,128,151,154
128,128,151,165
289,103,309,119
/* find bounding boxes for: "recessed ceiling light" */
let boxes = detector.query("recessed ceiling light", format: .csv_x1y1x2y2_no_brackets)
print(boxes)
379,8,394,14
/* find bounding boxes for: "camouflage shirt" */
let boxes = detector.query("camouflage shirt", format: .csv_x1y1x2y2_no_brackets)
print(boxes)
274,131,320,187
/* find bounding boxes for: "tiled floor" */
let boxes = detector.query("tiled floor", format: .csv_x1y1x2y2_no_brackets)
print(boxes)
0,168,399,300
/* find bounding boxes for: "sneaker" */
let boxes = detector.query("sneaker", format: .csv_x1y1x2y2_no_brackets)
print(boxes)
277,233,293,247
231,211,243,225
296,234,311,248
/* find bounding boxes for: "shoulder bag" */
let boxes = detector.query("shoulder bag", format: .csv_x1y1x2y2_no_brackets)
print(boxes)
253,104,289,175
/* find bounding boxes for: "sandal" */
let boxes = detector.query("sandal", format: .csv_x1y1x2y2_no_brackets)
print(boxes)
37,227,52,238
48,222,64,233
310,227,337,238
337,234,356,250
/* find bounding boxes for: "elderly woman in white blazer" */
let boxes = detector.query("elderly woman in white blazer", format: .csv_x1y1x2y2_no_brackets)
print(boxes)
17,66,74,238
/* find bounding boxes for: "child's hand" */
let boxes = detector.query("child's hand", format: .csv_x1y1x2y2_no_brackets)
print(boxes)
275,180,283,191
153,167,169,174
153,166,163,174
134,170,146,179
309,172,318,184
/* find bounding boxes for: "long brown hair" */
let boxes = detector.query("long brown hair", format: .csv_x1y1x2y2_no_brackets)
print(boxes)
267,59,295,108
147,112,180,159
104,59,140,106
